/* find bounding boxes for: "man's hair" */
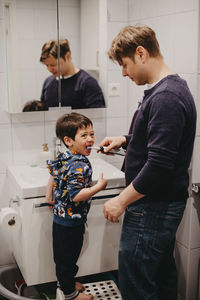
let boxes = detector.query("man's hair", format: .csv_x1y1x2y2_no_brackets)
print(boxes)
56,113,93,145
108,25,162,64
40,39,71,63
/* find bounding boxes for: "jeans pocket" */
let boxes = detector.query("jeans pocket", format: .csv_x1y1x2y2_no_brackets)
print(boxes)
149,203,185,254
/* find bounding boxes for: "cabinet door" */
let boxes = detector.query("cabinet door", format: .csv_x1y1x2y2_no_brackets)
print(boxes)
77,199,123,276
12,197,56,286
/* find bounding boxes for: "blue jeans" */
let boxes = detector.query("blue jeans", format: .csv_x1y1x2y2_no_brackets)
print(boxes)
119,200,186,300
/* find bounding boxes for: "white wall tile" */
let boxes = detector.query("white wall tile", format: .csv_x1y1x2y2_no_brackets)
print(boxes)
18,39,36,69
34,9,57,39
186,248,200,300
59,0,80,8
92,118,107,145
43,121,57,158
59,7,80,38
191,137,200,184
0,73,9,113
107,21,128,71
16,0,34,9
179,73,197,102
173,11,198,74
107,70,128,118
0,124,12,173
189,196,200,249
0,19,6,73
128,0,198,21
16,8,35,39
107,0,128,22
0,174,10,208
19,69,37,106
66,37,80,67
12,122,45,166
11,111,44,124
176,198,192,247
196,75,200,136
175,243,200,299
106,117,127,136
32,0,55,10
0,112,11,125
174,0,198,13
174,242,188,299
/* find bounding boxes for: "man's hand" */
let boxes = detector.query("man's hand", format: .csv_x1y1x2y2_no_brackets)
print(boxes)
99,136,126,153
103,183,145,223
103,196,126,223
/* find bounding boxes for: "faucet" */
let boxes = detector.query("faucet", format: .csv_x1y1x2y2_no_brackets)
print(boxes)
53,137,61,159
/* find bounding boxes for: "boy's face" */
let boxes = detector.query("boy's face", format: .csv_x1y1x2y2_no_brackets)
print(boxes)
64,125,95,156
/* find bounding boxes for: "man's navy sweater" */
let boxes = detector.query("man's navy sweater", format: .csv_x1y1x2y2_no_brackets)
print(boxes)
124,74,196,202
40,69,105,109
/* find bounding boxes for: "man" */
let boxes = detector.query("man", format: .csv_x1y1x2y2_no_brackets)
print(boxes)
40,39,105,109
100,25,196,300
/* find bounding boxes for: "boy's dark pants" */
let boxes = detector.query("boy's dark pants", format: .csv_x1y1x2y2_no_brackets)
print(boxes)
53,222,85,295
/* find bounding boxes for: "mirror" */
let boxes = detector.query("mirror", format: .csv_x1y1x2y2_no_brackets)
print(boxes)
4,0,106,113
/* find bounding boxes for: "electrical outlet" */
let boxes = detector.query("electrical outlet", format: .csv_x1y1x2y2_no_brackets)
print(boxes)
108,83,120,97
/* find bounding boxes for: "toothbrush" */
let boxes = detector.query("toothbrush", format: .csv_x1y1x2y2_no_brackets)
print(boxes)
87,146,125,156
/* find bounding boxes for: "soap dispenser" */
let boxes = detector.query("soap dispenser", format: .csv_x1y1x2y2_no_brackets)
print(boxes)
40,143,51,168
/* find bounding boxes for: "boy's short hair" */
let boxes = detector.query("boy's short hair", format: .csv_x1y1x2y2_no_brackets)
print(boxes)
108,25,162,64
40,39,71,63
22,100,48,112
56,113,93,145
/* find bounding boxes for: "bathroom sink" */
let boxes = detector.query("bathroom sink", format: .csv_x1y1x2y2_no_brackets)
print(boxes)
7,158,125,198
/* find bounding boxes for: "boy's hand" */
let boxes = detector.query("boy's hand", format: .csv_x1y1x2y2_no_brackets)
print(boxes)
97,173,107,190
45,197,55,206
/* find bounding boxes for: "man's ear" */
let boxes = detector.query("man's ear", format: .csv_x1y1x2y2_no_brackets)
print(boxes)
135,46,148,63
63,136,73,148
65,51,71,61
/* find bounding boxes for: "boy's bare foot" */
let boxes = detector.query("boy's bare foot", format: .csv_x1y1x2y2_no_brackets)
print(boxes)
75,282,85,292
75,292,93,300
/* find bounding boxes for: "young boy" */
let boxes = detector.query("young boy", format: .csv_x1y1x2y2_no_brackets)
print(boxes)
45,112,107,300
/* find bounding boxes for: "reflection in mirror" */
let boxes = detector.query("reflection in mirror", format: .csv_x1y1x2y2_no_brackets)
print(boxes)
4,0,106,113
39,38,105,109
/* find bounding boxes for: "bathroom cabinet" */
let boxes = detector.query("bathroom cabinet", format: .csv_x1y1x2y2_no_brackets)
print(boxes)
7,158,125,286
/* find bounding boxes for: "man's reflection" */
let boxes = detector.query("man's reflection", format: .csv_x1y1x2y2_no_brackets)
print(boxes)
40,39,105,109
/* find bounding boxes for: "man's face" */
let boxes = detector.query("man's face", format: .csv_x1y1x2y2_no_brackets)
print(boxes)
43,54,70,77
121,55,147,85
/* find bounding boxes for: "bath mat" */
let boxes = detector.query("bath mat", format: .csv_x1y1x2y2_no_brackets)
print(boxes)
84,280,121,299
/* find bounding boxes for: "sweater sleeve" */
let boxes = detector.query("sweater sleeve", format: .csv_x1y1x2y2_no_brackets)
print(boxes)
82,77,105,108
132,92,186,195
